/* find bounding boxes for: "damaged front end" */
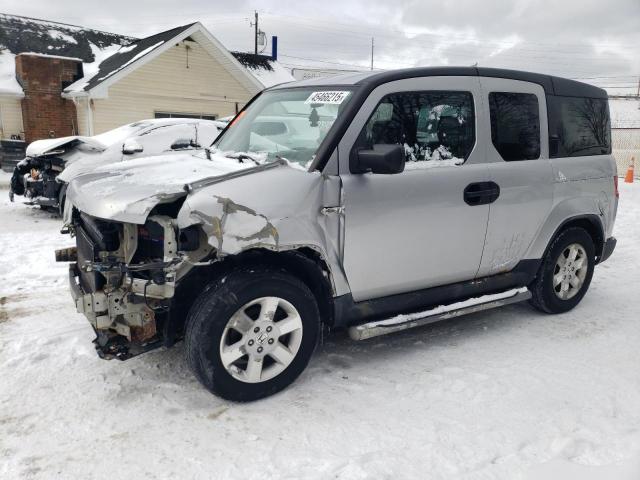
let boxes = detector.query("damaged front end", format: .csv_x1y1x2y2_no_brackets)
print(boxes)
58,210,210,360
10,155,65,208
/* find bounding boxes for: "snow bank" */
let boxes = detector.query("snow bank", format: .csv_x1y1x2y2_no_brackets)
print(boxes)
1,181,640,479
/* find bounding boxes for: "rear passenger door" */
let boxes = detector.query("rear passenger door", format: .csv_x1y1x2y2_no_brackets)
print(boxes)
476,78,554,277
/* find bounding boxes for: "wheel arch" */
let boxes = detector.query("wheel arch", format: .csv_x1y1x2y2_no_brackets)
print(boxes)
540,214,605,264
169,247,336,345
526,192,606,263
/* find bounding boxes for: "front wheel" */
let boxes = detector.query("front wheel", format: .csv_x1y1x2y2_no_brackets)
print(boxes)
185,267,319,401
529,227,595,314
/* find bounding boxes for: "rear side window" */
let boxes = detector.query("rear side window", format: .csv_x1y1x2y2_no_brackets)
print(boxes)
489,92,540,161
548,96,611,157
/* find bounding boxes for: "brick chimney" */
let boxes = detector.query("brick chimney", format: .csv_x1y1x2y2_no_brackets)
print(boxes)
15,54,82,143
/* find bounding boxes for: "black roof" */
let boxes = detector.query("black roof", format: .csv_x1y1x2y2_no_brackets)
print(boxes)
0,13,132,62
355,66,607,99
79,23,197,91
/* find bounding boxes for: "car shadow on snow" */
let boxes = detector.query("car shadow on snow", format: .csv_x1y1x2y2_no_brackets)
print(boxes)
124,301,544,405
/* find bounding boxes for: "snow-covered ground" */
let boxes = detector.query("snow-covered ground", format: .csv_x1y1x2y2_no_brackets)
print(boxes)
1,170,639,480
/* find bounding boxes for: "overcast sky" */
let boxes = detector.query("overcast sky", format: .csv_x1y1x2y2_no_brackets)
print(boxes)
2,0,639,92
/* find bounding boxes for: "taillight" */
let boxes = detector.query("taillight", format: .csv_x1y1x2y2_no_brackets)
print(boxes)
614,175,619,198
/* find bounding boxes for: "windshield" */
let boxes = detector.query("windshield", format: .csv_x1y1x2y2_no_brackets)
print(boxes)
214,88,354,169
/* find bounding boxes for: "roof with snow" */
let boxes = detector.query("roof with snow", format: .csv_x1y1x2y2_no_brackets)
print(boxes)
0,13,132,61
0,13,293,97
0,13,131,96
73,23,197,92
230,52,295,88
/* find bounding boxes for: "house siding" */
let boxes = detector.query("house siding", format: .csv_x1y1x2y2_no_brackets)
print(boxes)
90,40,255,134
0,96,24,140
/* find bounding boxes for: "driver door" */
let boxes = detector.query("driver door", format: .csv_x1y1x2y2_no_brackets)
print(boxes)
338,77,492,302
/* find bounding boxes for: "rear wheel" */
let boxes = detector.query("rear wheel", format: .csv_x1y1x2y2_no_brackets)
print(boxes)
529,227,595,313
185,267,319,401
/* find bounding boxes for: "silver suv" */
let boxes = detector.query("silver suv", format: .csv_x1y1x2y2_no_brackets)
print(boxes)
59,67,618,401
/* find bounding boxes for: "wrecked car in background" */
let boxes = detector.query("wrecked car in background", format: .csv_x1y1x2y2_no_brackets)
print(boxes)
58,67,617,402
10,118,222,214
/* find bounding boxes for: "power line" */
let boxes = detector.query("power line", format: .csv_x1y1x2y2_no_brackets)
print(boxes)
260,11,639,49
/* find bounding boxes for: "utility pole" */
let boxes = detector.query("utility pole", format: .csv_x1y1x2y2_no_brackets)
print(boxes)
370,37,374,71
637,75,639,97
254,11,259,55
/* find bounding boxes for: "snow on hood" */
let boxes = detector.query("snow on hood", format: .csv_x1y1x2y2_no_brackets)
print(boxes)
66,151,255,224
25,135,106,157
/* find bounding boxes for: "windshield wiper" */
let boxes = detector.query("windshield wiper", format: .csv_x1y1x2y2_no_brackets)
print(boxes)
224,152,262,166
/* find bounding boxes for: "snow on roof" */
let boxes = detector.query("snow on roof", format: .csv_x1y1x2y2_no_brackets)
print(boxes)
231,52,295,87
609,97,640,129
0,13,131,96
17,52,83,62
65,23,196,93
1,13,290,96
0,13,132,62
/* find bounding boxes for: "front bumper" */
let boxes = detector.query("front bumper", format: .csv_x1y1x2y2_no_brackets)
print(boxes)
599,236,617,264
68,262,167,360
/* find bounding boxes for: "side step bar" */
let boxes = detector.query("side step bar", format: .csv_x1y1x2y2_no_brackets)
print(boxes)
348,288,531,341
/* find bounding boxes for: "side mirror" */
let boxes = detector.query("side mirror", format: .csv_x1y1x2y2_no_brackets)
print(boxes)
171,138,197,150
122,139,143,155
351,144,405,174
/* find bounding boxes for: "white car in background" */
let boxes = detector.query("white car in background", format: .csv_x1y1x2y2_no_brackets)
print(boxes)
10,118,223,214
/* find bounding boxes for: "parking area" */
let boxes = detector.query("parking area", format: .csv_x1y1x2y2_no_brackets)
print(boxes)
1,171,639,479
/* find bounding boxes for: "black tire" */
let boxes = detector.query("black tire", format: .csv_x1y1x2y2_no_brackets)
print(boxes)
529,227,595,314
185,267,320,401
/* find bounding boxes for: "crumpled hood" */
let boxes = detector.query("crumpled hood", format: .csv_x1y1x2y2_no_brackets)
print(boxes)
26,135,106,157
66,152,253,224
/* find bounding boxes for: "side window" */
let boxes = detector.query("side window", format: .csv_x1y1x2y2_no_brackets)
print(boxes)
354,91,475,168
548,96,611,157
489,92,540,161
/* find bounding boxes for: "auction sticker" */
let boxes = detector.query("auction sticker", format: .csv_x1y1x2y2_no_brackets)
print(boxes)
305,91,350,104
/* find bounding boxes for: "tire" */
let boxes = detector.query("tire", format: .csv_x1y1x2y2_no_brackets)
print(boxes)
529,227,595,314
185,267,320,401
58,185,67,217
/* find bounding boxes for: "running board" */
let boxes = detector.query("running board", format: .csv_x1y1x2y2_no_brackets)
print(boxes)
348,288,531,341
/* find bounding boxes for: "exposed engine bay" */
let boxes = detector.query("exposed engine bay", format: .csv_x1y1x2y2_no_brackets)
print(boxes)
61,209,212,360
10,154,66,208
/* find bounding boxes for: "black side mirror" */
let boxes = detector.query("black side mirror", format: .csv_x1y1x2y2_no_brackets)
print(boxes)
122,139,143,155
351,144,405,174
171,138,196,150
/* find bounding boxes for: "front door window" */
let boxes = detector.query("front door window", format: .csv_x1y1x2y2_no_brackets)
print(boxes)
353,91,475,169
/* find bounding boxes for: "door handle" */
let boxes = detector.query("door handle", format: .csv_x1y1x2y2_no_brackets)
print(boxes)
464,182,500,206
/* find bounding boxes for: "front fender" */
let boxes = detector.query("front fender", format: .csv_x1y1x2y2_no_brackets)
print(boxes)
176,171,351,296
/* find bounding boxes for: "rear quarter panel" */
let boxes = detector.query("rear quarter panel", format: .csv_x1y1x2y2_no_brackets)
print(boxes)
525,153,617,259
